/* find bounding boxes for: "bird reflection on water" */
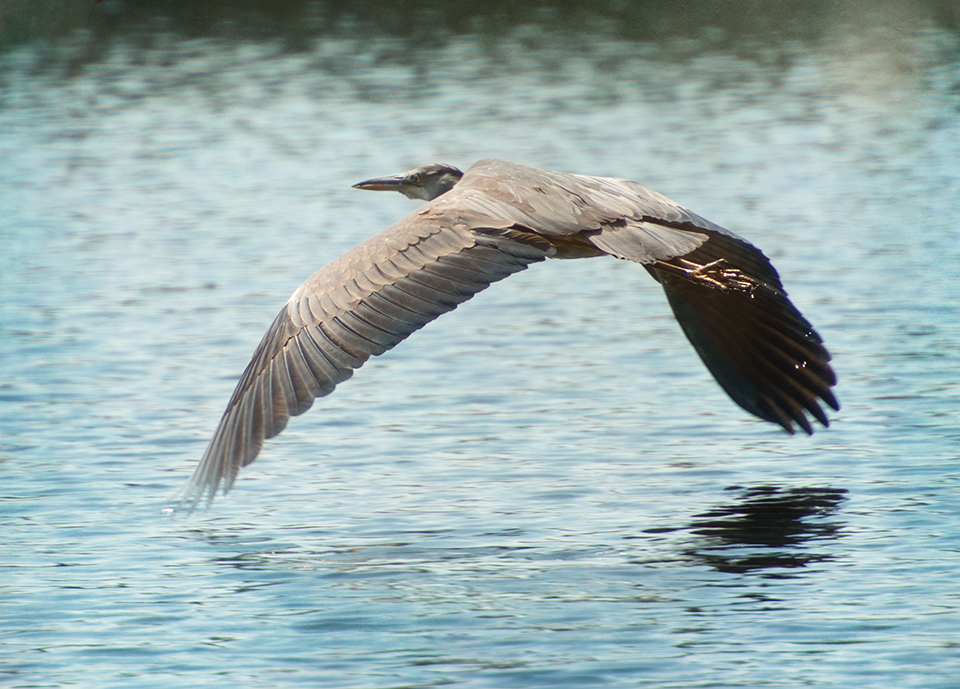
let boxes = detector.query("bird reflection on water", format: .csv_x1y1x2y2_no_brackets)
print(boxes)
649,486,848,575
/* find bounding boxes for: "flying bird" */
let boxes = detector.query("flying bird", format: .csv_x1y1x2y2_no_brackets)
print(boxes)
180,159,838,510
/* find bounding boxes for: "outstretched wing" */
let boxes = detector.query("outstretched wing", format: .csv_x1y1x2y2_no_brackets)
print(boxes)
458,160,838,435
180,211,553,510
647,227,839,435
573,175,837,434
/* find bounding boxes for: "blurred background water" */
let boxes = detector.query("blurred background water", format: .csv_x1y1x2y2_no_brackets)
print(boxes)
2,1,959,687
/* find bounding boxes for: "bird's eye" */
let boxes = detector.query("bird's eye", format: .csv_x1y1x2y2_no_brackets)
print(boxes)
412,174,421,184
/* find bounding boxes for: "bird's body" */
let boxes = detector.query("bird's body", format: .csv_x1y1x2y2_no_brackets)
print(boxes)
180,159,838,510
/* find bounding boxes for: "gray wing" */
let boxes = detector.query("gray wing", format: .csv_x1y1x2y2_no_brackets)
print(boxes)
179,210,553,510
456,159,722,261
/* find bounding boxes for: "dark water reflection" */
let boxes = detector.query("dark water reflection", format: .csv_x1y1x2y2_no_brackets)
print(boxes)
9,0,960,60
681,485,847,574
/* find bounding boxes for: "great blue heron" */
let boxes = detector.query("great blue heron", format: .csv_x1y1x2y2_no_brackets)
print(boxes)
179,158,838,510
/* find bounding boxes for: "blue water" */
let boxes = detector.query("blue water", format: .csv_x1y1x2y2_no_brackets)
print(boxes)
2,17,960,688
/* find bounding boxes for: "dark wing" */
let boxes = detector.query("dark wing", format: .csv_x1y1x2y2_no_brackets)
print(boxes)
179,210,553,510
554,170,837,434
459,161,838,435
646,227,839,434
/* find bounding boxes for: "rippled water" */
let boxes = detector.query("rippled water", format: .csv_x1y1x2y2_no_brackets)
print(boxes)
2,14,960,688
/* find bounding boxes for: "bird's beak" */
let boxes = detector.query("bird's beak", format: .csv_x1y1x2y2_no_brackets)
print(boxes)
352,173,409,192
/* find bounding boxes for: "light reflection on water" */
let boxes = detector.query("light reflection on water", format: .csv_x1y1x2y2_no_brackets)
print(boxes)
2,17,960,689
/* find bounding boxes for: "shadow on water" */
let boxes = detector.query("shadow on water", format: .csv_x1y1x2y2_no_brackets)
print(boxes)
650,485,848,576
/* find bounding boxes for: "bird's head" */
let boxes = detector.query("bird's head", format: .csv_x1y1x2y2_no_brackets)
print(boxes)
352,163,464,201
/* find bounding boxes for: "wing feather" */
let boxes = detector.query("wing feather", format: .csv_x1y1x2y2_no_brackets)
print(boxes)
180,220,550,510
297,328,347,393
350,270,386,295
376,282,447,318
324,316,390,357
335,310,405,349
392,275,466,308
362,291,428,327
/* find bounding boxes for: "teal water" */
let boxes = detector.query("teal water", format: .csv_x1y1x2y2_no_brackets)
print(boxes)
2,14,959,688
